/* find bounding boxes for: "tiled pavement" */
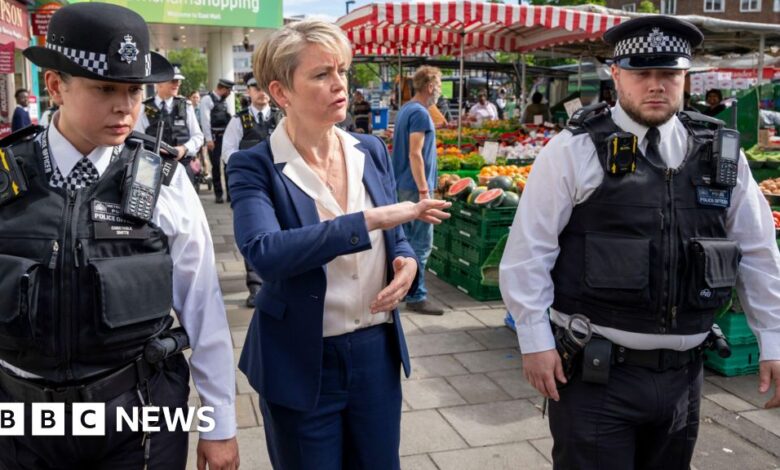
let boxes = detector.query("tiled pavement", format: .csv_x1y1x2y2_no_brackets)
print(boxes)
187,193,780,470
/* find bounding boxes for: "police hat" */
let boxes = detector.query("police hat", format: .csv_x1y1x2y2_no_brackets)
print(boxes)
244,73,258,88
603,16,703,70
23,3,173,84
218,78,235,89
172,64,186,81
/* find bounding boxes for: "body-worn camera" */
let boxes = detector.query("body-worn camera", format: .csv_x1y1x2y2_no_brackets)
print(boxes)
712,128,740,188
605,132,638,175
0,147,28,207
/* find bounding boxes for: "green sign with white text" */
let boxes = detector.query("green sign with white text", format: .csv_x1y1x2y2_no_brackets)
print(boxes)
74,0,282,28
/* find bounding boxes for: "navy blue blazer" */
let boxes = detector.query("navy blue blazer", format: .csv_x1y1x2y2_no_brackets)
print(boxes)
228,131,417,412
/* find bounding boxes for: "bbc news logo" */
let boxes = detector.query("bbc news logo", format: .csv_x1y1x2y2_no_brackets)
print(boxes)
0,404,215,436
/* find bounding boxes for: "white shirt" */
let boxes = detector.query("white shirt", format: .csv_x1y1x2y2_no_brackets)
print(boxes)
269,118,390,337
221,104,271,165
133,95,204,157
0,115,237,440
499,102,780,360
469,101,498,123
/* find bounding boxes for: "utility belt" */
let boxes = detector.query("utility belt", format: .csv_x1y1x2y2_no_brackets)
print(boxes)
0,328,189,407
552,317,707,387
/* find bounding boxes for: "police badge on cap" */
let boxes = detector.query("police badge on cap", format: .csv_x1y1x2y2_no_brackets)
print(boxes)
22,3,173,83
603,16,704,70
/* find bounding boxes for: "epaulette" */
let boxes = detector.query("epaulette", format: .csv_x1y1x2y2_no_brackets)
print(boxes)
0,125,44,149
566,102,610,135
678,110,724,130
144,102,160,119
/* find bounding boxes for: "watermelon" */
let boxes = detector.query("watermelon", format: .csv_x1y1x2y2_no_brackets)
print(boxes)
473,188,505,208
467,186,488,206
447,177,476,200
501,191,520,207
487,175,513,191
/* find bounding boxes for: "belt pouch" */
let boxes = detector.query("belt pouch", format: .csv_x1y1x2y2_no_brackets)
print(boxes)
581,337,612,385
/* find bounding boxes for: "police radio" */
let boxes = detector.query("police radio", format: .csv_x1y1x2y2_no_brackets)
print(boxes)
604,132,638,175
712,129,740,188
121,123,164,222
0,147,28,207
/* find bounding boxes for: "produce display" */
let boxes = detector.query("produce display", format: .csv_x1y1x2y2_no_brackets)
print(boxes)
759,177,780,195
747,145,780,163
478,164,532,190
773,211,780,230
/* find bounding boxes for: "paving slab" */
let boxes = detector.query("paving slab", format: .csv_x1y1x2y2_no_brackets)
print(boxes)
468,328,520,350
439,400,550,447
430,441,552,470
704,380,757,413
454,348,523,373
400,410,468,456
408,310,485,333
691,421,780,470
400,454,439,470
529,437,554,463
706,375,766,409
226,307,254,328
400,316,423,336
236,393,259,429
409,354,470,379
231,327,248,349
739,409,780,438
467,308,510,328
406,331,485,357
701,398,780,459
403,377,467,410
484,369,539,400
446,373,511,404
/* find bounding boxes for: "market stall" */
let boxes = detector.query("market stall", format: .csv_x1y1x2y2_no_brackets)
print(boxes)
336,1,626,146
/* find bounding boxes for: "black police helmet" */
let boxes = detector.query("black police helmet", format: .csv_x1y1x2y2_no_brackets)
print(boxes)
23,3,173,84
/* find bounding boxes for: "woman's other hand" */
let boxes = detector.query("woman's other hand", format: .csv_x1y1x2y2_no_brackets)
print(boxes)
370,256,418,313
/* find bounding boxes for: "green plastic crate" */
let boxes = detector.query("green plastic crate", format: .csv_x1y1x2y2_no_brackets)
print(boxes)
426,253,449,280
716,311,757,346
450,236,498,267
432,223,451,252
705,342,760,377
450,200,516,225
452,216,511,243
449,261,502,301
448,252,484,280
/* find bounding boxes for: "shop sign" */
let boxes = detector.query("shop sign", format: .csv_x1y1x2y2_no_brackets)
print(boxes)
0,0,29,48
0,74,9,139
0,42,12,74
32,3,62,37
72,0,282,29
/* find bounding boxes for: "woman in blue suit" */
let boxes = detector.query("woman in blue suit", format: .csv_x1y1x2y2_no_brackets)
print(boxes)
227,20,451,469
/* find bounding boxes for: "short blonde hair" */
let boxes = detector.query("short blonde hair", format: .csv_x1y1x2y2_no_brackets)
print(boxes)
412,66,441,93
253,20,352,96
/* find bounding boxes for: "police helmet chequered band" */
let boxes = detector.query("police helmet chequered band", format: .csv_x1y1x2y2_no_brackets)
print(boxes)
613,28,692,60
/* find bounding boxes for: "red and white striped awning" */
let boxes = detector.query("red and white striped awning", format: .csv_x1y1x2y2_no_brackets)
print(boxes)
337,1,627,56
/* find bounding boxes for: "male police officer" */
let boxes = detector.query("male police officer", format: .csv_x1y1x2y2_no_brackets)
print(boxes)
221,73,279,307
134,64,204,186
0,4,238,469
500,16,780,469
200,78,234,204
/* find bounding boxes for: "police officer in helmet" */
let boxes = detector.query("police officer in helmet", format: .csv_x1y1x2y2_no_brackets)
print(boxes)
200,78,235,204
220,72,280,308
500,15,780,469
134,64,204,186
0,3,239,468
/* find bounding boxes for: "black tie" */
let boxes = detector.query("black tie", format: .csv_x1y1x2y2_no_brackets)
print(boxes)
160,101,167,114
644,127,662,165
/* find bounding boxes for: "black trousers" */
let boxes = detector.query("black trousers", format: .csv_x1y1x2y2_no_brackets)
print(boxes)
548,356,703,470
0,355,190,470
208,133,225,198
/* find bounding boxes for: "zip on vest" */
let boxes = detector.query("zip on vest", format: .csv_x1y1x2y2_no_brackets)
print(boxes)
665,168,679,330
62,190,77,381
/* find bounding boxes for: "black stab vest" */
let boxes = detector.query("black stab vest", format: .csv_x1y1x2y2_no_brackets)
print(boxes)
209,92,231,133
237,107,278,150
143,96,191,147
0,131,173,382
550,111,741,335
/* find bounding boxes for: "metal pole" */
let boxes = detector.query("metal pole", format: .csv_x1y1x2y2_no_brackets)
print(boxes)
520,56,526,121
398,47,402,111
457,32,465,149
577,56,582,92
757,34,765,86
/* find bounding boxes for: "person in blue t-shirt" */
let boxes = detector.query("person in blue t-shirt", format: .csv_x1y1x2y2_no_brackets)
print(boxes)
392,66,446,315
